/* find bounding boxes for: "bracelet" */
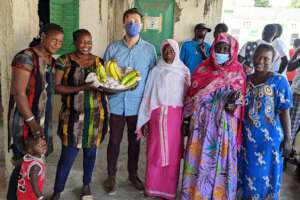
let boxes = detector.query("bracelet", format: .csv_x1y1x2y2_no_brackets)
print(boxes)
226,103,235,107
25,116,35,122
183,119,189,124
33,131,41,138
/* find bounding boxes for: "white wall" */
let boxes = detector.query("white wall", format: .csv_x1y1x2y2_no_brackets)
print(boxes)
222,3,300,48
174,0,223,44
79,0,109,57
78,0,224,57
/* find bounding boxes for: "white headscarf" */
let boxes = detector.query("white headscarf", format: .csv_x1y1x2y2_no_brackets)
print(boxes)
136,39,191,132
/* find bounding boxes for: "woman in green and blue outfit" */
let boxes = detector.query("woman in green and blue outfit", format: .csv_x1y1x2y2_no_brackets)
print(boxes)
51,29,109,199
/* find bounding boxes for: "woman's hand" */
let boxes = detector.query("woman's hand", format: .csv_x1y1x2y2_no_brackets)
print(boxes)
225,90,241,113
142,123,149,137
283,137,292,158
83,82,98,91
142,122,150,137
55,71,100,94
36,137,48,155
225,103,237,114
279,109,292,158
182,118,190,137
27,120,44,138
229,90,241,102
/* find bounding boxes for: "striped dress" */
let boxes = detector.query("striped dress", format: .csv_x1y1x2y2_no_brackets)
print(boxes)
8,48,55,155
56,54,109,148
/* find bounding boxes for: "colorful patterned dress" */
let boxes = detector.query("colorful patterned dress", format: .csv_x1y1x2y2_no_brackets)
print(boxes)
238,74,292,200
56,54,109,148
181,33,245,200
8,48,55,155
182,87,240,200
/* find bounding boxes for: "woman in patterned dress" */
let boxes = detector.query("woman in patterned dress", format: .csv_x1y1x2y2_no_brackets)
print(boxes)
238,44,292,200
51,29,109,199
7,23,64,200
181,33,246,200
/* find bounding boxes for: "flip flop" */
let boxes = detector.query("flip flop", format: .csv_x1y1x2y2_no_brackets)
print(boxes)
81,195,93,200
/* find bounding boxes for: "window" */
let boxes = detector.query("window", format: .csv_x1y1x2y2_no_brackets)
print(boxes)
50,0,79,54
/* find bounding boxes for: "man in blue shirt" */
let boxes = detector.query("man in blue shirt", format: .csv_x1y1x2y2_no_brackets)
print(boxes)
180,23,211,73
102,8,157,194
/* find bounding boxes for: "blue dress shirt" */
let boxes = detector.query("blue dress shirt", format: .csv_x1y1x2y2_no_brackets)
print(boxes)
104,38,157,116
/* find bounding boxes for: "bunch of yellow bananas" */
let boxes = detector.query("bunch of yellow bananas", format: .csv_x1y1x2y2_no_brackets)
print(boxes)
105,60,122,81
121,70,140,87
96,62,107,83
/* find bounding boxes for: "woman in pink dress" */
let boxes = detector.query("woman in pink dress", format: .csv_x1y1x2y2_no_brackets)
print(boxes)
136,39,190,200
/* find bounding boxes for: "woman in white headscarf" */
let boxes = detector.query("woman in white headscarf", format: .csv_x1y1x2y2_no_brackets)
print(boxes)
136,39,190,200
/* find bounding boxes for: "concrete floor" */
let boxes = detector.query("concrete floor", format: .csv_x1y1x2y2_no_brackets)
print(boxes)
1,129,300,200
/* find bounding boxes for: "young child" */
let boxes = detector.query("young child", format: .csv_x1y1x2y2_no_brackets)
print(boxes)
17,135,47,200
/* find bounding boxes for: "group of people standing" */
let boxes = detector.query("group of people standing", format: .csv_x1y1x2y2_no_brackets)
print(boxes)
6,7,299,200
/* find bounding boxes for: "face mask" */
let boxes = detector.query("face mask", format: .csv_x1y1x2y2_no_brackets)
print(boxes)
215,53,229,65
125,22,140,37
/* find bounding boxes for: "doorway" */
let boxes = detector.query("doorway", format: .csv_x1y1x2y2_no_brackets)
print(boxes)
135,0,175,55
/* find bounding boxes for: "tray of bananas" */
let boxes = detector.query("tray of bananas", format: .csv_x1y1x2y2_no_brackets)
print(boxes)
85,59,141,93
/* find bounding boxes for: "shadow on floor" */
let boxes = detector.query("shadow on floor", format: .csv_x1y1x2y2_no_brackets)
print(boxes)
1,127,300,199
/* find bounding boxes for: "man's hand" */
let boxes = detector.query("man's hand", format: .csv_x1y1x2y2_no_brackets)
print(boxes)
199,43,208,59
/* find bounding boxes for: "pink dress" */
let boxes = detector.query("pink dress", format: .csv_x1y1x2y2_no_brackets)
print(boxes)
145,106,183,200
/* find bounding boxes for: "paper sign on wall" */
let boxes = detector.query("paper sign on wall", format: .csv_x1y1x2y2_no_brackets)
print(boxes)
144,14,163,33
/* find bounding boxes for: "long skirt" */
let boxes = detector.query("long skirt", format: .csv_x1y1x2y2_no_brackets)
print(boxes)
181,87,238,200
145,106,183,200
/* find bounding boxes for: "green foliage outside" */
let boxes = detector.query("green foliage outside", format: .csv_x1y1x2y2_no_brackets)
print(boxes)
290,0,300,8
255,0,271,7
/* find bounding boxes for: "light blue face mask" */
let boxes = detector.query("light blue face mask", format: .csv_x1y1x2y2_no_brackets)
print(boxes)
215,53,230,65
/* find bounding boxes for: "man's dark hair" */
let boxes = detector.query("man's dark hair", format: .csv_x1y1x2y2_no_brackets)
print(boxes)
214,23,228,33
262,24,277,41
123,8,143,23
273,23,283,37
253,44,276,61
214,23,228,38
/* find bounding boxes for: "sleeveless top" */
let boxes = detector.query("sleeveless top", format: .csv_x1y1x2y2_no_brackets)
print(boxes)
17,154,46,200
